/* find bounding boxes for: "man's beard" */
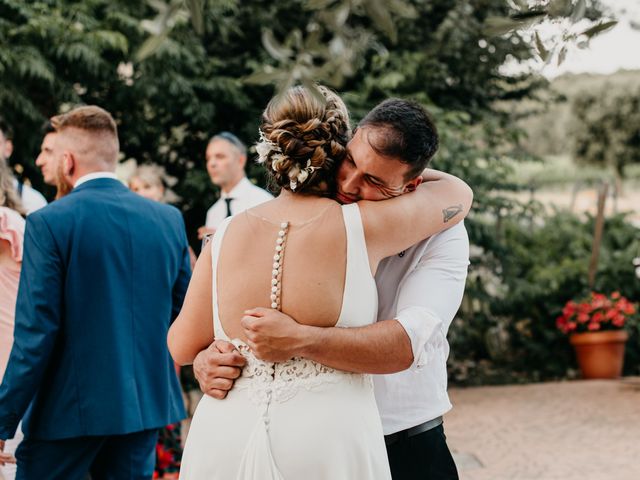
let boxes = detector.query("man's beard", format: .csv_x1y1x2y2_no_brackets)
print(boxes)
54,161,72,199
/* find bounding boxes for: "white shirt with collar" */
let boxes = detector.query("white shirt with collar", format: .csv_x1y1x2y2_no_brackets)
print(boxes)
205,177,273,229
74,172,119,188
373,222,470,435
12,178,47,215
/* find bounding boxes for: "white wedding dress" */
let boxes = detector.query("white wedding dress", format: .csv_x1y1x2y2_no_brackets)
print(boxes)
180,203,391,479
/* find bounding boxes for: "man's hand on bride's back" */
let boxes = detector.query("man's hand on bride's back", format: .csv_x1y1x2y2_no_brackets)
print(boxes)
193,340,246,399
242,308,308,363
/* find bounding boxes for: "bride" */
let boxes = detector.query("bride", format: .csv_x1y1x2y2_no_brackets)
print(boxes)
168,85,472,479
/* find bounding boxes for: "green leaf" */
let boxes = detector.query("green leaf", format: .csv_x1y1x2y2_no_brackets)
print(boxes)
570,0,586,23
333,3,350,28
534,31,549,62
581,21,618,39
511,9,547,21
301,78,326,104
92,30,129,54
185,0,204,35
482,16,526,36
557,45,567,66
547,0,571,17
135,32,169,61
244,69,288,85
385,0,418,19
363,0,397,43
261,29,293,62
306,0,337,10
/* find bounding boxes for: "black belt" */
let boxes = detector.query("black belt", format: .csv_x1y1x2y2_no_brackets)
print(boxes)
384,417,443,446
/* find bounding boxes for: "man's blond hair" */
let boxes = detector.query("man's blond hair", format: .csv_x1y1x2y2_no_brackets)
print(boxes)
50,106,119,166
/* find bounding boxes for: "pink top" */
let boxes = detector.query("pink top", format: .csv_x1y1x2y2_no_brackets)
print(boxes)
0,207,25,380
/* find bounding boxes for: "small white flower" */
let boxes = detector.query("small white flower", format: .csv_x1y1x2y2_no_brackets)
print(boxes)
255,141,272,163
288,165,301,180
297,169,309,183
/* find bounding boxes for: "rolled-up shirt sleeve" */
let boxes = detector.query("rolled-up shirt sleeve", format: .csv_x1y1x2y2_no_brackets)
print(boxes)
394,223,470,369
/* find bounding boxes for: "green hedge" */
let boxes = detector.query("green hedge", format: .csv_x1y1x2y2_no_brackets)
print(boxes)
450,209,640,385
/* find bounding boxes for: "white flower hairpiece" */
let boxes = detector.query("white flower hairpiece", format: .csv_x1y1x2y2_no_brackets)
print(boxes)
256,129,320,191
289,159,320,191
255,129,281,164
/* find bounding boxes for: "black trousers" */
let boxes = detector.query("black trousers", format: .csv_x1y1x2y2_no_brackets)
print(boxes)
385,424,459,480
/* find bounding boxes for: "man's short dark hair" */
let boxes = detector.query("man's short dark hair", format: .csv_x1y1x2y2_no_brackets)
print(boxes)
209,131,247,157
358,99,438,180
0,117,13,140
41,120,55,136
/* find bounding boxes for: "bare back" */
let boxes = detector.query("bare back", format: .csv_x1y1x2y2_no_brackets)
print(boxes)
213,199,377,342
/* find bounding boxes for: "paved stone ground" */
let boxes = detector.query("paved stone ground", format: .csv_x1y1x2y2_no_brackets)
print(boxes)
446,378,640,480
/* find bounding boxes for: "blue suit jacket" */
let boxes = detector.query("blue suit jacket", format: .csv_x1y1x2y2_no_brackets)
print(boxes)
0,178,190,440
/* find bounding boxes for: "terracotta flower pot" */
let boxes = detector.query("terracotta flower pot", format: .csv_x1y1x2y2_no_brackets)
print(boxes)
569,330,629,379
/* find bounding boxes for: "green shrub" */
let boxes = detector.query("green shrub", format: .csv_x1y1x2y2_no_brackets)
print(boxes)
450,209,640,385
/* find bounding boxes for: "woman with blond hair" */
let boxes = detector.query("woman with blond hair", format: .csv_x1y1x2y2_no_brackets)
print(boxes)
129,164,181,205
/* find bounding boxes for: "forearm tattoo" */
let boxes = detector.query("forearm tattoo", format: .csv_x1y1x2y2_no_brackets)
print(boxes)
442,204,463,223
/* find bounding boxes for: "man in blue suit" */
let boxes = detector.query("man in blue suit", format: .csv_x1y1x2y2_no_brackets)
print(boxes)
0,106,191,479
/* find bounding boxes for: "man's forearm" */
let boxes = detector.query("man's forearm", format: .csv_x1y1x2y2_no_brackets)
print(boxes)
297,319,414,374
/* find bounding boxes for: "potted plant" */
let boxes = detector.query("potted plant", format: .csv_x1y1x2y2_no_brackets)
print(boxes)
556,292,637,379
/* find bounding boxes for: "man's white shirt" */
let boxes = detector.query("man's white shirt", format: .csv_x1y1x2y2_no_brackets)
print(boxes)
374,222,470,435
205,177,273,229
74,171,119,188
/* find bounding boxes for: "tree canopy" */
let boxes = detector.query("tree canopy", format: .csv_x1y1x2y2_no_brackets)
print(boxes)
572,86,640,178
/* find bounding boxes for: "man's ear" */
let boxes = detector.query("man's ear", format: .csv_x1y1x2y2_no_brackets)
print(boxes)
61,151,75,178
403,176,423,193
239,154,247,169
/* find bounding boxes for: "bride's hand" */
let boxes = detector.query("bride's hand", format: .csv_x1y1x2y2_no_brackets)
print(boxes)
242,308,308,362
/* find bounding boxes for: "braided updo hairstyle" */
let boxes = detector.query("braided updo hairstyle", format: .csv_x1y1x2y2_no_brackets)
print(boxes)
258,85,351,196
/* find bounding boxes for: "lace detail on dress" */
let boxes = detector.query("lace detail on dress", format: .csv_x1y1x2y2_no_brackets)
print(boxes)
232,340,371,407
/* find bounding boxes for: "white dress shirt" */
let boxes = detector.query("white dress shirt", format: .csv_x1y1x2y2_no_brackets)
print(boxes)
74,171,119,188
205,177,273,229
373,222,470,435
12,179,47,214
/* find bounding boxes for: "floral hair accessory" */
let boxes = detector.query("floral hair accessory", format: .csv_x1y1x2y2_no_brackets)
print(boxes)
288,159,320,191
255,129,282,164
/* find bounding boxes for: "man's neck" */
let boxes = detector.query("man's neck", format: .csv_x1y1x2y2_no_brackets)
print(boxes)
73,170,117,187
220,175,245,195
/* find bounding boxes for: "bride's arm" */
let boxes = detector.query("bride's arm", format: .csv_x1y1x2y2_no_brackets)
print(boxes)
167,246,215,365
360,169,472,271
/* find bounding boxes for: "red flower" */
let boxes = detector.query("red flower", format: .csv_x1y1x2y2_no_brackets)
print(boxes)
577,313,590,323
562,302,576,318
612,314,626,327
578,302,592,314
557,292,637,335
